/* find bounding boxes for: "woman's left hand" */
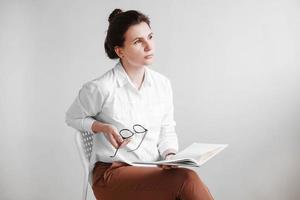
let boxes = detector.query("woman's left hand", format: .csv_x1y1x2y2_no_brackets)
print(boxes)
158,154,178,170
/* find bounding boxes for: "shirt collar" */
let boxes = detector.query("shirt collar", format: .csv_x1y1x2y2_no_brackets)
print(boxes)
114,60,153,88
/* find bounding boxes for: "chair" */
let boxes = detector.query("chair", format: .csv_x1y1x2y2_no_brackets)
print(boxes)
75,131,94,200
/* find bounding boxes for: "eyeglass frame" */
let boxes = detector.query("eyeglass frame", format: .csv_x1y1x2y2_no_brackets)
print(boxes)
110,124,148,158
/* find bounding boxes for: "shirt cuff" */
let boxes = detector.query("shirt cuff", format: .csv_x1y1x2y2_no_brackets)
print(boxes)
81,117,96,133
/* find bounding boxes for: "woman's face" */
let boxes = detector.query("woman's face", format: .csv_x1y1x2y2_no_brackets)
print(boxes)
116,22,155,68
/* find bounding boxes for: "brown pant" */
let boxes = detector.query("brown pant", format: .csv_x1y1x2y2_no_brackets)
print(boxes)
92,161,214,200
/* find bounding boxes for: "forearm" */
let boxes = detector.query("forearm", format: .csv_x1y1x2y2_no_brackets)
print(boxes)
158,126,179,158
91,120,108,133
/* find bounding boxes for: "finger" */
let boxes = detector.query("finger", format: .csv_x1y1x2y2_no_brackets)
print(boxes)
164,165,177,169
108,133,119,148
162,166,169,169
120,139,131,148
159,165,171,170
109,131,123,146
113,132,124,144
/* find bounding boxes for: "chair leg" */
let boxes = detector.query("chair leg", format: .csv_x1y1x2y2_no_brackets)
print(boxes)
82,172,88,200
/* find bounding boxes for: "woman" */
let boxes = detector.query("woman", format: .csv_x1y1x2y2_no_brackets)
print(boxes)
65,8,214,200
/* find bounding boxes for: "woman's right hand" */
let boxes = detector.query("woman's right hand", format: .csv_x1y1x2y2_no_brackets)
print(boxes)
101,123,131,149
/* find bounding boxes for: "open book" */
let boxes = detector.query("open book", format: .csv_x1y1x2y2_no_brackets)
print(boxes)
122,143,228,167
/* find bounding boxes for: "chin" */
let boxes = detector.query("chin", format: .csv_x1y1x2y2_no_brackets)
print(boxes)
143,58,154,66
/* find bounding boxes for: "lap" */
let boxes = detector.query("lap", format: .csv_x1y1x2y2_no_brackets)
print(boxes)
92,161,201,200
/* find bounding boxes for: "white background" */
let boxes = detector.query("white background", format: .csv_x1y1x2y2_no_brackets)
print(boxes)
1,0,299,199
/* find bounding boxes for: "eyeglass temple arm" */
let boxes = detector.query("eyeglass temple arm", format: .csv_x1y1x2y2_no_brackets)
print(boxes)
127,131,147,152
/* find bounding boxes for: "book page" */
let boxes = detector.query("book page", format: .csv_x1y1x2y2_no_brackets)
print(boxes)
168,143,228,165
131,143,228,167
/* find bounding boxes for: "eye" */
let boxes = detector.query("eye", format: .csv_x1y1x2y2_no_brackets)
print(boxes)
149,34,153,39
134,40,141,45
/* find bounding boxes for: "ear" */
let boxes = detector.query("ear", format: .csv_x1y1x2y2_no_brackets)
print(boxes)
114,46,124,58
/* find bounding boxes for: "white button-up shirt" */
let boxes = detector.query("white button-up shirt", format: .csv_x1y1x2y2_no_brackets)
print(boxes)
65,60,178,165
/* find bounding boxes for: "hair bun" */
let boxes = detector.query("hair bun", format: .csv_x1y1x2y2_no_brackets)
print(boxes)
108,8,123,23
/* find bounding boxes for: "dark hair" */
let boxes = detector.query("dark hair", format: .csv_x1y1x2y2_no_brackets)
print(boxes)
104,9,151,59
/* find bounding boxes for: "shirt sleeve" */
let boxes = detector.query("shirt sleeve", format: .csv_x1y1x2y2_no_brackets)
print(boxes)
65,82,104,133
157,79,179,157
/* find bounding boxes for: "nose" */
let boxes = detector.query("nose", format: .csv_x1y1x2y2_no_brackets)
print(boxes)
144,40,153,52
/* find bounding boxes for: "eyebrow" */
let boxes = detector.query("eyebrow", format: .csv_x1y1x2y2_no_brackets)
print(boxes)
131,32,153,42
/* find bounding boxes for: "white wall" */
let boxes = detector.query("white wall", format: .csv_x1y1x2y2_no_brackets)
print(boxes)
1,0,299,199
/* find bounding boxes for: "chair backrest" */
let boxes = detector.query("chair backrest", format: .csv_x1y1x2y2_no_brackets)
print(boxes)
75,131,94,163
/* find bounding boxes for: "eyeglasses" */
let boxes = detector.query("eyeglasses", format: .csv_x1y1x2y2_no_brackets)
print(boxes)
110,124,148,158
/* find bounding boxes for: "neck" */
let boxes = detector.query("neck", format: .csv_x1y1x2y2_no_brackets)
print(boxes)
120,59,145,89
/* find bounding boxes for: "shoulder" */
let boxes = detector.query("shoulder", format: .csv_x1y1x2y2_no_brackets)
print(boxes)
147,67,171,86
81,67,117,97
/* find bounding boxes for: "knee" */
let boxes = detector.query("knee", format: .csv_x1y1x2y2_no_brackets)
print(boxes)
176,169,213,199
178,168,201,183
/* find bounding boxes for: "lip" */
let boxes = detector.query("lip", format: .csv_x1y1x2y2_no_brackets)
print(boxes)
145,54,154,59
